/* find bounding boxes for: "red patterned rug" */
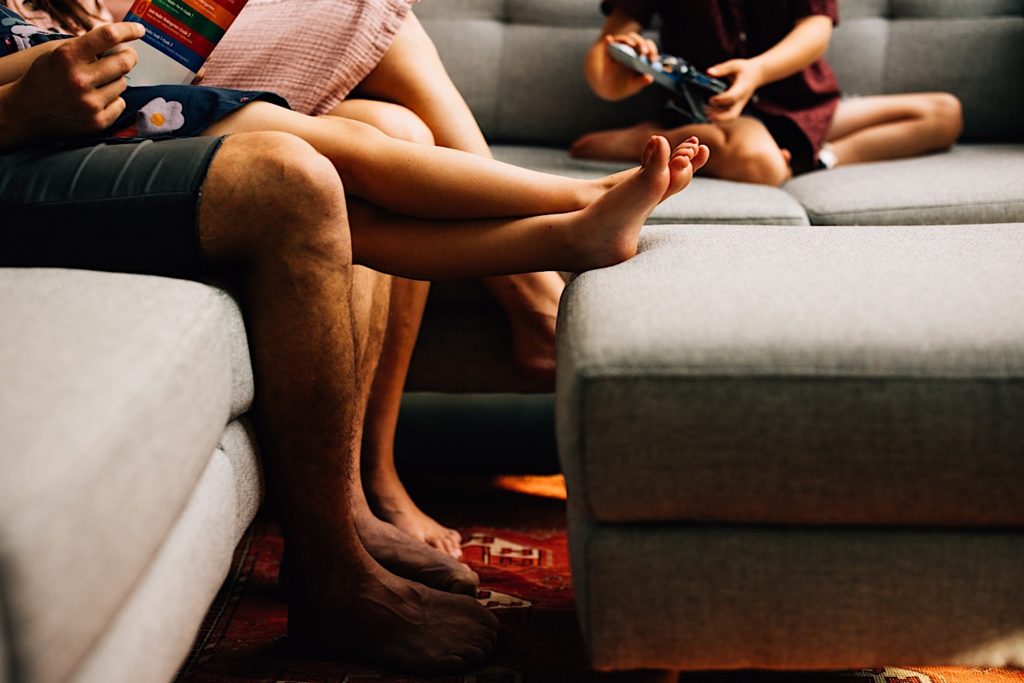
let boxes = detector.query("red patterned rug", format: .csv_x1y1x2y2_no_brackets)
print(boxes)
176,475,1024,683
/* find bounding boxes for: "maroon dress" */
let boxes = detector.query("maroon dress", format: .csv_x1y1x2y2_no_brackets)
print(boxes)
601,0,842,173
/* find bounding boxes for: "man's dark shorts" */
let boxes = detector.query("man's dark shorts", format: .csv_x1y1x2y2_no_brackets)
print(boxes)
0,136,224,279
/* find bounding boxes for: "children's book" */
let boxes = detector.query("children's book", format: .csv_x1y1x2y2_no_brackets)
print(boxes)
123,0,247,85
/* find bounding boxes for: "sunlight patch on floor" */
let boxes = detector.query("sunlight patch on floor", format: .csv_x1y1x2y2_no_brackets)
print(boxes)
492,474,567,500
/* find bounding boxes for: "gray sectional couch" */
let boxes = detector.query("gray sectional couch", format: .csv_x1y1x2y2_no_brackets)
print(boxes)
421,0,1024,672
1,0,1021,680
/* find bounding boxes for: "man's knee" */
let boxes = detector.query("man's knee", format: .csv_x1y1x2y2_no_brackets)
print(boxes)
200,132,351,267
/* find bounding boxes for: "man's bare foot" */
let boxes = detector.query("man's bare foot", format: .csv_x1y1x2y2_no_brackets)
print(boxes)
288,548,499,674
565,135,710,271
353,493,478,593
570,122,663,161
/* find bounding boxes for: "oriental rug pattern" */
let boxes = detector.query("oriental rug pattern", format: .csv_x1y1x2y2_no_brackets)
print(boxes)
176,477,1024,683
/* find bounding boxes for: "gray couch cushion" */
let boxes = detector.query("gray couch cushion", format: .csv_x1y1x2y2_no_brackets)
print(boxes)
422,0,1024,146
0,268,251,683
830,6,1024,141
570,504,1024,671
556,224,1024,527
494,145,810,225
70,419,262,683
784,145,1024,225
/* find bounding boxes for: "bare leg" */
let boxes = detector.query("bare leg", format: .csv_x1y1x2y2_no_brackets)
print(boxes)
338,15,567,384
826,93,962,165
349,268,479,591
357,275,460,555
350,137,709,279
198,132,498,673
320,102,469,557
571,116,792,186
347,11,492,157
203,102,626,220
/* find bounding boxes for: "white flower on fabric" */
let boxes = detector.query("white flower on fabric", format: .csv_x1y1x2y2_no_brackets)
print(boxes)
136,98,185,136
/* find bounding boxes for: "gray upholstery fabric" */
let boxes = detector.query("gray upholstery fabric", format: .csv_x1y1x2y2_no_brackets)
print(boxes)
493,146,811,225
885,18,1023,141
407,296,551,393
70,420,261,683
421,0,1024,146
218,289,254,420
829,5,1024,140
785,145,1024,225
0,595,7,683
0,269,248,683
892,0,1024,19
557,224,1024,526
568,503,1024,671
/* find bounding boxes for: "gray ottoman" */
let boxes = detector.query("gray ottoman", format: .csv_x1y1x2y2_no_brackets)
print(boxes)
556,224,1024,671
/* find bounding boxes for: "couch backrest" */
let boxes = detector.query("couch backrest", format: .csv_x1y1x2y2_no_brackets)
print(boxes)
418,0,1024,145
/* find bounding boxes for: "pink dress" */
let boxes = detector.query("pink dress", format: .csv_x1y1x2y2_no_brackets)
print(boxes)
27,0,417,116
201,0,418,115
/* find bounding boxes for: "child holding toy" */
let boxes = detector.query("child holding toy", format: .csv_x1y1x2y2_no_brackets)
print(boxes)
572,0,963,184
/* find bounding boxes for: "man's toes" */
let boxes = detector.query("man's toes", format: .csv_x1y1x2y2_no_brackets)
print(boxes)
470,631,497,656
449,573,479,596
476,605,501,630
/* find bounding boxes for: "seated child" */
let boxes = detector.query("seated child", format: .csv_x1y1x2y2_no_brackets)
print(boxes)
572,0,963,185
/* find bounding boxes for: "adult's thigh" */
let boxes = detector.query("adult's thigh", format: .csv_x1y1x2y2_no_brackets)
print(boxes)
0,137,223,278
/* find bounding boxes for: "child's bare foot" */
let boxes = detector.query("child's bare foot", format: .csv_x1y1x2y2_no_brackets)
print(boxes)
364,465,464,558
289,548,499,674
353,501,479,594
566,135,709,271
663,135,711,200
570,122,663,161
584,135,707,203
509,305,558,385
484,270,563,386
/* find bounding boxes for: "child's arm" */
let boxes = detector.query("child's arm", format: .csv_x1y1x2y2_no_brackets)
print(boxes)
583,9,660,101
0,41,64,85
705,14,833,122
0,23,142,151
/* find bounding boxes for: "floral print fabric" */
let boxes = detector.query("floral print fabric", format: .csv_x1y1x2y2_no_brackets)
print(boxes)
1,5,287,144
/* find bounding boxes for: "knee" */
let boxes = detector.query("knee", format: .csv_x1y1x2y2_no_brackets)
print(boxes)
221,132,351,266
723,144,792,186
365,105,435,145
928,93,963,148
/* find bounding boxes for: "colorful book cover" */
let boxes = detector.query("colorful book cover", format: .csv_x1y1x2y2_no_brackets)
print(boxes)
123,0,247,85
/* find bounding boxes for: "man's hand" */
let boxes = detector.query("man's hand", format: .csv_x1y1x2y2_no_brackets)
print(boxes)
705,58,764,122
2,22,144,144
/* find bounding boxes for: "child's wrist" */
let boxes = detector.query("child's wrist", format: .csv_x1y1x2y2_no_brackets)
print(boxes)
747,58,768,88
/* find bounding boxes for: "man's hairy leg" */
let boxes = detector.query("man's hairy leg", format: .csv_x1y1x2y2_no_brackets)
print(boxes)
196,132,498,673
315,103,480,575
